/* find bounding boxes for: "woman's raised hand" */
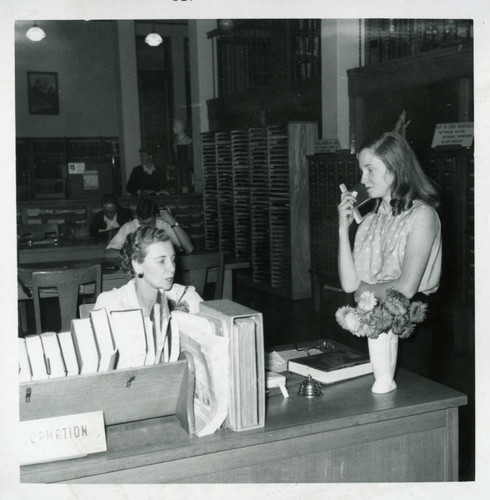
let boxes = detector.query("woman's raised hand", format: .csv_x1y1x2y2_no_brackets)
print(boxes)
338,187,358,230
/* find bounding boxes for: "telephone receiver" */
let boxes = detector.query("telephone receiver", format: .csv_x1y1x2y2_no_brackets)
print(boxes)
339,182,371,224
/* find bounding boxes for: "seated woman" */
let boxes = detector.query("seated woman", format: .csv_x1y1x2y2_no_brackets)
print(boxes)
94,225,202,363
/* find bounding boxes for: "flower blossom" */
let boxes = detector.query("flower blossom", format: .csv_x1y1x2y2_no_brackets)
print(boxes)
357,291,377,312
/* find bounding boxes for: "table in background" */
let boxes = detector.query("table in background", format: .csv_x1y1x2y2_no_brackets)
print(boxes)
20,369,467,483
18,241,248,334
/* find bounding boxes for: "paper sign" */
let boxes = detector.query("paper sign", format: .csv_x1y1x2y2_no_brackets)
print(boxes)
68,162,85,174
20,411,107,465
314,139,341,153
83,170,99,190
431,122,474,148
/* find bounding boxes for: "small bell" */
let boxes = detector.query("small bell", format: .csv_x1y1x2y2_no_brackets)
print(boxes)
297,375,323,398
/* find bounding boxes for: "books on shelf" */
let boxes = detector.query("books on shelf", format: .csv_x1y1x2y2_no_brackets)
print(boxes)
18,338,32,383
71,318,99,375
24,335,49,381
57,331,80,376
199,299,265,432
174,311,229,437
288,344,372,385
40,332,67,378
89,308,117,372
109,309,147,369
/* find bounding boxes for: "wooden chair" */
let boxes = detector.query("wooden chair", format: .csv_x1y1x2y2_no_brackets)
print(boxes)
178,251,225,300
32,264,102,333
79,303,96,319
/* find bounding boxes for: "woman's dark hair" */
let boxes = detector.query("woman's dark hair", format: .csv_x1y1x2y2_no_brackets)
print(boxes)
360,132,439,215
120,225,170,277
101,193,119,206
136,197,158,220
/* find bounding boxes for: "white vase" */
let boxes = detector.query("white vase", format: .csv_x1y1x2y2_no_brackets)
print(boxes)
367,330,399,394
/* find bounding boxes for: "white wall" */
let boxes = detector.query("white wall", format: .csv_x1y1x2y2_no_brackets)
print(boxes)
321,19,362,149
115,21,141,186
188,20,216,194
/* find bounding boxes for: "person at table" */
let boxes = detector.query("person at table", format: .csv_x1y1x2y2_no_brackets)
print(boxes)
95,226,202,362
126,146,168,196
89,193,133,240
104,197,194,260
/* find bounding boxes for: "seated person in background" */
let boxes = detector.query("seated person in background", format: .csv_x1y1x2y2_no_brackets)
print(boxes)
89,193,133,240
126,146,168,196
95,226,202,362
104,197,194,261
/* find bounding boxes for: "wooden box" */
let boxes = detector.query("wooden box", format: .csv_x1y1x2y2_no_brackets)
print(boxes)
19,353,196,434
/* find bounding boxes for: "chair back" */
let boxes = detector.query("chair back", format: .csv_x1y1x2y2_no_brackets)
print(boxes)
32,264,102,333
178,251,225,300
79,303,96,319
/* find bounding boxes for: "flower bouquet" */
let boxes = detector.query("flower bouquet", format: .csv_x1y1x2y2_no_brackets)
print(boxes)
336,288,428,393
335,288,428,340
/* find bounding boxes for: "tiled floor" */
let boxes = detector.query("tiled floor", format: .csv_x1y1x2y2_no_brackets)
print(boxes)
233,280,476,482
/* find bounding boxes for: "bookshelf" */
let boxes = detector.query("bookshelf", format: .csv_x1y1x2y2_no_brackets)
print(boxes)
365,19,473,66
16,137,120,201
202,121,318,299
207,19,321,132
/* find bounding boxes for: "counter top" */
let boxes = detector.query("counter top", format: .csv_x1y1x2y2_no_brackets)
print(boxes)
20,369,467,483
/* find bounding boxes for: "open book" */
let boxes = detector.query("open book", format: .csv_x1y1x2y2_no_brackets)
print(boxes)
173,311,229,437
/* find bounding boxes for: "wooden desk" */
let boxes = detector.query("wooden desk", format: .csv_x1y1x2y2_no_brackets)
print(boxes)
20,370,467,483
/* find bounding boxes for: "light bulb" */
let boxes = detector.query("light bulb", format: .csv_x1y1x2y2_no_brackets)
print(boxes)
26,25,46,42
145,32,163,47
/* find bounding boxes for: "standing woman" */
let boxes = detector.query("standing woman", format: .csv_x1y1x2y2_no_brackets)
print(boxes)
338,132,441,300
337,132,442,373
95,226,202,363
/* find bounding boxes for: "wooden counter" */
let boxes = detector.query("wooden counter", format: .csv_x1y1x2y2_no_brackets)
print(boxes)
20,369,467,483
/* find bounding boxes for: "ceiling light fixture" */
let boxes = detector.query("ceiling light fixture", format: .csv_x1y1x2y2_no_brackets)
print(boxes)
145,24,163,47
26,22,46,42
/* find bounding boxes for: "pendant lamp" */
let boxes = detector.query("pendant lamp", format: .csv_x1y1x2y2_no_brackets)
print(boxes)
145,25,163,47
26,22,46,42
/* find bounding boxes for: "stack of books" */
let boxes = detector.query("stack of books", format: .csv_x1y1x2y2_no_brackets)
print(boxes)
199,299,265,432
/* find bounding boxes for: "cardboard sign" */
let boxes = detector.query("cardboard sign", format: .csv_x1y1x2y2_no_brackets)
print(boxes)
431,122,474,148
68,162,85,174
20,411,107,465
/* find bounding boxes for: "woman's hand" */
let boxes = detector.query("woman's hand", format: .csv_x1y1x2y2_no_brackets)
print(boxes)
338,190,358,230
158,208,175,226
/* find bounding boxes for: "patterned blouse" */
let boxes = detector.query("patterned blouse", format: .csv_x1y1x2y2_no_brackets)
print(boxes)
353,200,442,295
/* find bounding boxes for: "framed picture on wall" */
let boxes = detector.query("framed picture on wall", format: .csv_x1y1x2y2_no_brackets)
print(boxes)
27,71,59,115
